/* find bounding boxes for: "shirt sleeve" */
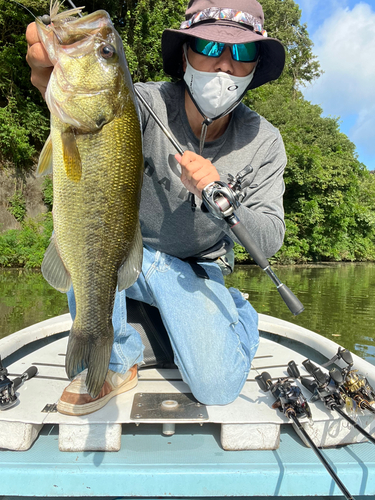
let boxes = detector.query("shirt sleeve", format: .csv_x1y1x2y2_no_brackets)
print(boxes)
204,130,286,259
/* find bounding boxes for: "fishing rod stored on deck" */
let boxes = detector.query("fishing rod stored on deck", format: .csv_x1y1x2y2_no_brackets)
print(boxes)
287,359,375,447
320,348,375,415
255,371,355,500
0,356,38,410
135,89,304,316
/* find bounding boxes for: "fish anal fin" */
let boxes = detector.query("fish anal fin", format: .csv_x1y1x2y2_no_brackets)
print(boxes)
41,234,72,292
62,128,82,181
36,135,53,176
118,223,143,291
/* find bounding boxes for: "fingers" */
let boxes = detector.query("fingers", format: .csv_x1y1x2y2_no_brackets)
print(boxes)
25,22,53,98
175,151,220,198
26,22,41,46
30,66,53,98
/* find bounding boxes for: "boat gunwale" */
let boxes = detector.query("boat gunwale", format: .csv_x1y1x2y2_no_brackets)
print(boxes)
1,313,374,385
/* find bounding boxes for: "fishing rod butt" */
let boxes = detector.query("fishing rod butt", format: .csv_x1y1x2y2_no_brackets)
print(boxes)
277,283,304,316
13,366,38,391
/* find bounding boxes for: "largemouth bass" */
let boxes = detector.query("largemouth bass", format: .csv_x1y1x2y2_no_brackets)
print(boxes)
36,2,144,398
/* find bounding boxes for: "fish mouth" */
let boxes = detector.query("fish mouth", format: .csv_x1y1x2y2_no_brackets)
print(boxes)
36,10,114,48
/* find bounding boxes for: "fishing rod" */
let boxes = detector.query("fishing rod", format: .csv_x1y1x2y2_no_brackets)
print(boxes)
135,89,304,316
255,371,355,500
287,359,375,446
320,348,375,415
0,355,38,410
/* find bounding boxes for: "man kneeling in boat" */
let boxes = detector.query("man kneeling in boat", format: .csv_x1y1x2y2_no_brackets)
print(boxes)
26,0,287,415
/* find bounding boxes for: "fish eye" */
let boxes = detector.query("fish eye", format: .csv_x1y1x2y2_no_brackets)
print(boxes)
100,44,116,60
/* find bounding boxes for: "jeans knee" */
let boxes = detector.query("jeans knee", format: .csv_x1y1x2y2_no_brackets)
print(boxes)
187,366,248,406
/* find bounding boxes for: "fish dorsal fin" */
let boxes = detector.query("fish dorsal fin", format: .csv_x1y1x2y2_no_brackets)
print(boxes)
62,128,82,181
36,135,53,176
41,234,72,292
118,223,143,291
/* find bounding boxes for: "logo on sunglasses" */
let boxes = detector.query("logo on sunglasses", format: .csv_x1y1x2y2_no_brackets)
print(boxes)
227,85,239,91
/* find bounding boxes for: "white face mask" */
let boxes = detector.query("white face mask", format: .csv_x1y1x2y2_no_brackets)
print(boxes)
183,45,256,119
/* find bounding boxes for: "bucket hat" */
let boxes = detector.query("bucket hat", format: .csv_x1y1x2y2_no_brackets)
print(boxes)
162,0,285,90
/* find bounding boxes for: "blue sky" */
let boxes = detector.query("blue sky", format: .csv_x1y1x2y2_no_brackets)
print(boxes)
293,0,375,170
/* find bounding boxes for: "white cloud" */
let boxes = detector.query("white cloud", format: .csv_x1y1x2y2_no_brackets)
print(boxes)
302,3,375,163
351,105,375,155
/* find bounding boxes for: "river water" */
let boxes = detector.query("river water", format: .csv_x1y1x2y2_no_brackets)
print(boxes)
1,263,374,365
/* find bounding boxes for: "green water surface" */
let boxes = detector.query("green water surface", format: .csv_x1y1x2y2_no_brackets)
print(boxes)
1,263,374,365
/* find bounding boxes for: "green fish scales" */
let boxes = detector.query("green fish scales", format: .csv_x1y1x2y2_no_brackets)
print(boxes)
36,6,144,398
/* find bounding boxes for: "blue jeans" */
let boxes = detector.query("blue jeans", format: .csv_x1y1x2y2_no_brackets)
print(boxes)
67,245,259,405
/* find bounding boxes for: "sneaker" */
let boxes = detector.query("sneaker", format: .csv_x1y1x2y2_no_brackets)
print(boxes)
57,365,138,416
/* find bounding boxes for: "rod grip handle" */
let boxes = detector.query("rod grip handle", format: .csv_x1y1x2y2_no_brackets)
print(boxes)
277,284,304,316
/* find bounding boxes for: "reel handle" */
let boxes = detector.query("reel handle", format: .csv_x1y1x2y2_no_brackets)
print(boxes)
301,377,318,394
255,372,273,392
302,359,327,386
287,360,300,379
340,349,353,366
330,367,344,385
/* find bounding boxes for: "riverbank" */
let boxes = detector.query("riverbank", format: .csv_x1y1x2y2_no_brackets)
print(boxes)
1,217,374,268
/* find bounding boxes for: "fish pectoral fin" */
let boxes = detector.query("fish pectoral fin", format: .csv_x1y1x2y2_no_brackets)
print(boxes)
118,222,143,291
62,128,82,182
36,135,53,176
41,234,72,292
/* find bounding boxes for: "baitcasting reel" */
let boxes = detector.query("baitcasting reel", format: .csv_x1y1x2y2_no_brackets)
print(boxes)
294,359,346,412
287,358,375,447
201,165,253,220
0,356,38,410
255,371,312,420
328,348,375,413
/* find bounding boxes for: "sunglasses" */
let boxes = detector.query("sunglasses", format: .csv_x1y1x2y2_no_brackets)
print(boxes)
189,38,260,63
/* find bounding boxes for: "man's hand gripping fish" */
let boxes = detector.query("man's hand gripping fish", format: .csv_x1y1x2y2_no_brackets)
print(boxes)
36,2,144,398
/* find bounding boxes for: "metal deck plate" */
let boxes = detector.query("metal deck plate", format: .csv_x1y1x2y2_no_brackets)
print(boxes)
130,392,208,421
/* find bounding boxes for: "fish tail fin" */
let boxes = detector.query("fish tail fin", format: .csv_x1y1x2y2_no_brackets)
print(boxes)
65,324,113,398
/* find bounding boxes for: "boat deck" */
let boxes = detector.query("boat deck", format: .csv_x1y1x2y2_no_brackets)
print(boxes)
2,331,375,452
1,315,375,497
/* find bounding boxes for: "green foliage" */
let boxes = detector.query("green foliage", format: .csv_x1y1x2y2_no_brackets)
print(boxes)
244,80,375,263
0,0,50,170
8,189,26,222
42,176,53,211
1,0,375,266
116,0,186,82
0,212,53,268
233,243,253,264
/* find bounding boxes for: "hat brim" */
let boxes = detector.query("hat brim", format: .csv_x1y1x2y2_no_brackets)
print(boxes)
162,21,285,89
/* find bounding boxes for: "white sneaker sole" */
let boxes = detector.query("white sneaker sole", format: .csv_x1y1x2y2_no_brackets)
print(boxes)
57,375,138,416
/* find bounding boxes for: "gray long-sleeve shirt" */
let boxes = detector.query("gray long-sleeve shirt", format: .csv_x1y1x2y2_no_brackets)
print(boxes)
135,80,286,260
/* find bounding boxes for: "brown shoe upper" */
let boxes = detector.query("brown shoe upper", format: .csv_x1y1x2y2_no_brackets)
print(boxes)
60,365,138,406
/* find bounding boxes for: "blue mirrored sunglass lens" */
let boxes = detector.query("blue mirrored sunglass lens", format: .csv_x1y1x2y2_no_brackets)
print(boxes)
194,39,224,57
232,43,258,62
192,39,259,62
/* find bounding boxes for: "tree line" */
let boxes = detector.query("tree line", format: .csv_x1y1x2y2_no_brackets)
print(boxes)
1,0,374,267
